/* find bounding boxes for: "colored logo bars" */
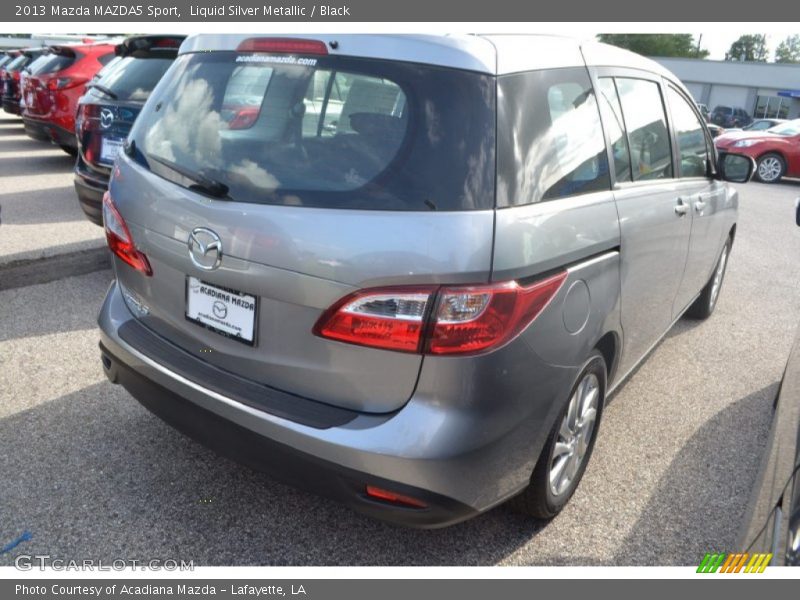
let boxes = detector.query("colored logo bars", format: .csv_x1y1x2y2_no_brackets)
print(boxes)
697,552,772,573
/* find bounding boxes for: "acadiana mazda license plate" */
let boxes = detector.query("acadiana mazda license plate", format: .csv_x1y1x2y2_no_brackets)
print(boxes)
185,277,257,345
100,137,124,164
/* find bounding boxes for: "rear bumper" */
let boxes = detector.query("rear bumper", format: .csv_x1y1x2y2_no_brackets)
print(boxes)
2,97,20,115
100,341,477,528
22,116,51,142
23,116,76,149
74,170,107,226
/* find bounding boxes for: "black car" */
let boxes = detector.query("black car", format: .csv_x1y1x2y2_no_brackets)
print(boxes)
1,47,46,115
74,35,184,225
739,207,800,565
711,105,753,129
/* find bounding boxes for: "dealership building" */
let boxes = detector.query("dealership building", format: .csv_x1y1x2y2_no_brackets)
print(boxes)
651,57,800,120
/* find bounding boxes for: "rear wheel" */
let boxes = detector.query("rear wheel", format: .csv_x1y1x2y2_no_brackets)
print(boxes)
59,144,77,157
509,353,606,519
686,238,731,320
755,153,785,183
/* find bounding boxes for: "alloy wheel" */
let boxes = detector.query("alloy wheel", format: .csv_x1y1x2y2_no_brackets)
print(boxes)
549,372,600,497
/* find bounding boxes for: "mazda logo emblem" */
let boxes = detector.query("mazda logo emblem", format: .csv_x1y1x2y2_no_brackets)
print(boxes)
100,108,114,129
212,301,228,319
187,227,223,271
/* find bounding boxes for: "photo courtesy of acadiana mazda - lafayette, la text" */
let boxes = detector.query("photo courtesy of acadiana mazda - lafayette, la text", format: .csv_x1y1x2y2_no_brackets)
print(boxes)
97,34,755,527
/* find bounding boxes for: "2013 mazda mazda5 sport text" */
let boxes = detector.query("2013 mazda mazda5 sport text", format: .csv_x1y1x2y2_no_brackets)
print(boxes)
97,34,753,527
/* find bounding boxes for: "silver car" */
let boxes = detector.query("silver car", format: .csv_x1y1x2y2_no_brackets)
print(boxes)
97,34,754,527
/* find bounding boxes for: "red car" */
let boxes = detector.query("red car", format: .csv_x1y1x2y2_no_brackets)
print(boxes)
21,42,116,154
715,119,800,184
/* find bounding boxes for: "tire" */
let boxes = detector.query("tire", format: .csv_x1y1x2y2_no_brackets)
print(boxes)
59,144,77,157
508,352,606,519
686,238,731,320
755,153,785,183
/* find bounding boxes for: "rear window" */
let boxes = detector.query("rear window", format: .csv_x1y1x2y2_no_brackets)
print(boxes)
95,54,176,102
714,106,732,114
6,55,29,72
28,53,75,75
129,51,495,211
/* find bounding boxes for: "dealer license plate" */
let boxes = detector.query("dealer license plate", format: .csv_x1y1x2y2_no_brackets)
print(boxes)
185,277,257,345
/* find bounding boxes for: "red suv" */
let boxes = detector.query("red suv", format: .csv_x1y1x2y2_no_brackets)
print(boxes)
21,42,116,154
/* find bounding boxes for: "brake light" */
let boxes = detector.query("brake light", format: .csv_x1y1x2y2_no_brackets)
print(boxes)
428,274,567,354
365,486,428,509
47,76,88,91
12,70,20,81
236,38,328,55
152,38,181,48
227,106,260,130
314,287,434,352
314,272,567,355
102,192,152,276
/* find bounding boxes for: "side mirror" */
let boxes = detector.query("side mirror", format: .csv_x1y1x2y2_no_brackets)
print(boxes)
718,152,756,183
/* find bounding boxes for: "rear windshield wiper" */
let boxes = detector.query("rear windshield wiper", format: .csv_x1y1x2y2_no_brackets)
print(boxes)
86,82,118,100
147,154,232,199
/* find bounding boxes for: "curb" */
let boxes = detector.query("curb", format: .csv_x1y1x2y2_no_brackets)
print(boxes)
0,246,111,291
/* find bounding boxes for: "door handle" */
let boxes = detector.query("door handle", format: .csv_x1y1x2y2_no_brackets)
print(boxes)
675,198,689,216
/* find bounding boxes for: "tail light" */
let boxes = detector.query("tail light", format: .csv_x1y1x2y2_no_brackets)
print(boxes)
102,192,152,276
227,106,260,130
236,38,328,55
11,70,20,81
314,272,567,356
314,287,433,352
47,76,88,91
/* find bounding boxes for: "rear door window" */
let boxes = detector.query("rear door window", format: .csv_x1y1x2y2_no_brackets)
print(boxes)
496,67,610,206
615,78,673,181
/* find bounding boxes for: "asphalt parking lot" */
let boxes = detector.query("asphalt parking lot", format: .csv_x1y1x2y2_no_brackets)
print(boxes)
2,116,800,566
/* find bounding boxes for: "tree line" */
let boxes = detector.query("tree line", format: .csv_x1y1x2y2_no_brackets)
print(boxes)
597,34,800,63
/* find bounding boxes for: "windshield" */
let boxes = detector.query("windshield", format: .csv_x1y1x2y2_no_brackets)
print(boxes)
129,51,495,211
95,54,175,102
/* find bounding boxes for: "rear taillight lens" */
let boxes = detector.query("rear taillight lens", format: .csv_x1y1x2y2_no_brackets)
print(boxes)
428,274,567,355
314,272,567,356
314,288,434,352
102,192,152,276
227,106,260,130
236,38,329,55
47,76,88,91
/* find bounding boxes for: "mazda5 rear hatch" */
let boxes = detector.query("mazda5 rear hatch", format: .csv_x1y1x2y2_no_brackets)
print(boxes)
111,40,496,413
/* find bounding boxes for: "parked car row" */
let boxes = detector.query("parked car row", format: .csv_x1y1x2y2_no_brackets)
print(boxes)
2,36,185,225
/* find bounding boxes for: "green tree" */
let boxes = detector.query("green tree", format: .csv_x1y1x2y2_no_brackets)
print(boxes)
597,34,709,58
725,34,769,62
775,35,800,63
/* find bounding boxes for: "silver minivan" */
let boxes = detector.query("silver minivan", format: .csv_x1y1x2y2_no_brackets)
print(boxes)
97,34,754,527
